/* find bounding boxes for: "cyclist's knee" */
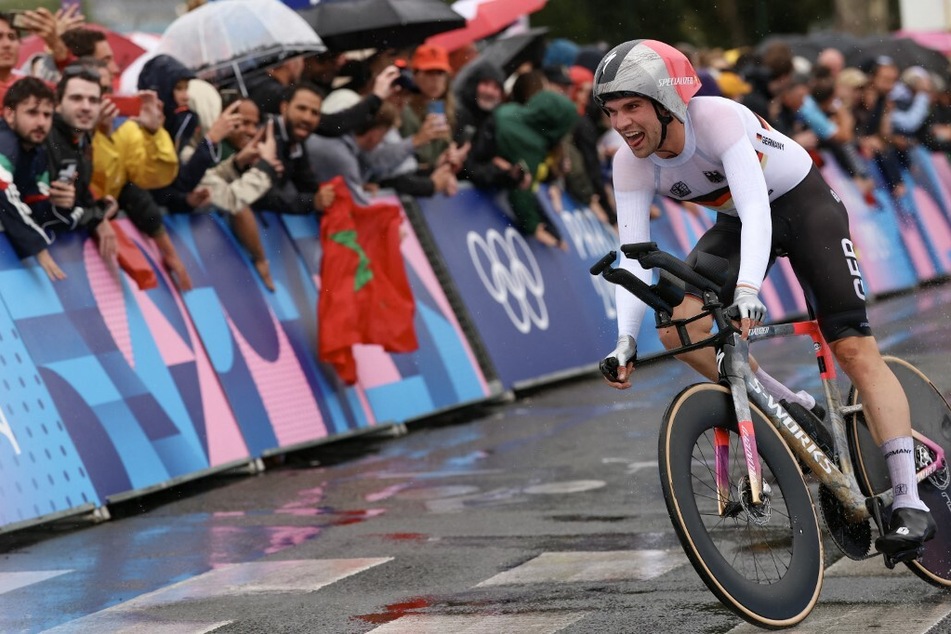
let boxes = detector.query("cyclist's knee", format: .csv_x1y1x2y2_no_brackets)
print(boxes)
830,335,881,376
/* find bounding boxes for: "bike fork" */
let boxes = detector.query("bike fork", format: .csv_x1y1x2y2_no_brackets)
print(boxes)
716,335,764,507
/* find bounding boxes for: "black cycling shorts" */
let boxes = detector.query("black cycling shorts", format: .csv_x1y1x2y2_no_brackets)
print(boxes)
685,165,872,343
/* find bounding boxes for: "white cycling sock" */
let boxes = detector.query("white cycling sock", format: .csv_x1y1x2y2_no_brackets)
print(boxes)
881,436,929,512
754,367,816,410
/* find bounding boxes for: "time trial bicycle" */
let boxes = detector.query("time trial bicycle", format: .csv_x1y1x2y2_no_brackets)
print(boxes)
591,242,951,628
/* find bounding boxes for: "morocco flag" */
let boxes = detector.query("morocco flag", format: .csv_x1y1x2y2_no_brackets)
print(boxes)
318,177,418,384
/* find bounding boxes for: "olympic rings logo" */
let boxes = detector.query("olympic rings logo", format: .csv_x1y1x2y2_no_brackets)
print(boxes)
467,228,549,334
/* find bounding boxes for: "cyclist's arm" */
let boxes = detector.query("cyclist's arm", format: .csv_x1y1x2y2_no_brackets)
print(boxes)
612,148,655,339
693,100,774,294
720,138,771,292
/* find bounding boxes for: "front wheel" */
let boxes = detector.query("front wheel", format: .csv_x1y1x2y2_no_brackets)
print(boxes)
659,383,824,628
848,355,951,586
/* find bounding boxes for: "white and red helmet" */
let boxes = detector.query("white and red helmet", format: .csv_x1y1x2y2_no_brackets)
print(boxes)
593,39,702,121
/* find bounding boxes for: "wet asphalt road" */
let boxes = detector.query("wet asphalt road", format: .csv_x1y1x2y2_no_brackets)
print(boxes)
3,283,951,634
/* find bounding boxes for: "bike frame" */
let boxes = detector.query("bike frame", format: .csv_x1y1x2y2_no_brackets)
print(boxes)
589,243,948,524
718,318,948,523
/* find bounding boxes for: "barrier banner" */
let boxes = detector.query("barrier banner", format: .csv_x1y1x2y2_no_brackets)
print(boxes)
0,225,250,519
274,197,495,426
163,213,329,456
416,185,624,389
0,247,100,528
540,186,664,357
820,157,918,296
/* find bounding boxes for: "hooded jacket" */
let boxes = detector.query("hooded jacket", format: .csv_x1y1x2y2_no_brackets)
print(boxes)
493,90,578,234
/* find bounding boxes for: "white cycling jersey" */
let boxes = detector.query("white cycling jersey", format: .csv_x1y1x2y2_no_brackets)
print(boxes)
613,95,814,339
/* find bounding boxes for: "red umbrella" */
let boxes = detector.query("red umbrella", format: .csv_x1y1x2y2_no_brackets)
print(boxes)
17,24,146,73
426,0,547,53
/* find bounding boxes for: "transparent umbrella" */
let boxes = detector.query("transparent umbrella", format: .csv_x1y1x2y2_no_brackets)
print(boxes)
155,0,326,93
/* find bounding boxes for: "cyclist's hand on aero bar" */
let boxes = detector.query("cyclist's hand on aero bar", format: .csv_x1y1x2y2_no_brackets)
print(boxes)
601,335,637,389
731,285,767,339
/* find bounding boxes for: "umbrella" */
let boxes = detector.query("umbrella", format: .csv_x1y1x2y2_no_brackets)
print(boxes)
426,0,547,53
297,0,466,52
154,0,326,91
755,32,861,64
478,26,549,76
846,36,951,79
17,24,145,73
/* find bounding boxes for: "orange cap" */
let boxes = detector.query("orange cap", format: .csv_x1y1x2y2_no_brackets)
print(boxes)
411,44,451,73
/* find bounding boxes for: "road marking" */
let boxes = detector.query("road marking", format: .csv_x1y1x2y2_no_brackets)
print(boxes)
44,617,233,633
476,550,687,586
367,612,589,633
523,480,606,494
0,570,72,594
41,558,392,632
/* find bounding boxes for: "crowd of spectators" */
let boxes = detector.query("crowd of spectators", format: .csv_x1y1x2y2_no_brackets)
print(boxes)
2,4,950,289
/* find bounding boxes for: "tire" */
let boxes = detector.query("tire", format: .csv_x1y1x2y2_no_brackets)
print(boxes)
659,383,824,628
848,355,951,586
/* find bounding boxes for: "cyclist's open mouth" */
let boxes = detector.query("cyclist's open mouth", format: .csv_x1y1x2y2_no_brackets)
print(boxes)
625,131,645,150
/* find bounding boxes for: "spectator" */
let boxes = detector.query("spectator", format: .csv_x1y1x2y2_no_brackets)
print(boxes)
46,64,118,263
399,44,468,174
62,27,120,78
253,82,335,217
853,56,907,196
740,42,794,126
451,58,518,191
542,38,579,70
301,50,347,94
811,75,875,196
0,13,22,103
89,63,194,290
815,47,846,80
0,77,100,280
247,55,305,116
138,55,242,215
716,71,753,101
184,95,280,290
12,6,83,83
542,65,573,98
493,89,579,248
890,66,937,140
360,67,459,199
306,101,400,205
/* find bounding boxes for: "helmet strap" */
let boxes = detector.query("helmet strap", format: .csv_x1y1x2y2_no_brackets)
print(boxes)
652,100,674,148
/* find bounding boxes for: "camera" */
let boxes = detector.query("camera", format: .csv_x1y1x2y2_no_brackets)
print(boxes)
392,67,419,93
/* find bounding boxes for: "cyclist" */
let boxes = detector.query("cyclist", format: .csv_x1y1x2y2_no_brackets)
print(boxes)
595,39,934,560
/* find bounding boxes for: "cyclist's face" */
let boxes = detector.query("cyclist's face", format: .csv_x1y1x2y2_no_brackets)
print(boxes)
604,95,664,159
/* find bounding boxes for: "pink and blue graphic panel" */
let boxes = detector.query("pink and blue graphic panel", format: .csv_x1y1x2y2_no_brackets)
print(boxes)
821,157,918,295
0,260,99,527
161,214,330,454
0,227,249,508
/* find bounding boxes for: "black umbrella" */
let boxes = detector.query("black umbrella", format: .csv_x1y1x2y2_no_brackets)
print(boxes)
847,36,951,79
755,31,861,63
298,0,466,52
478,26,549,76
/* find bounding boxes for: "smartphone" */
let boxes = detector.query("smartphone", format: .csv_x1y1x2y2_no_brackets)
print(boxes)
427,100,447,130
219,88,241,108
109,95,142,117
57,159,77,183
10,11,29,30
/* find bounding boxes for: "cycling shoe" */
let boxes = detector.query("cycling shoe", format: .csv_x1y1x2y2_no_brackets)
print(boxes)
875,507,936,563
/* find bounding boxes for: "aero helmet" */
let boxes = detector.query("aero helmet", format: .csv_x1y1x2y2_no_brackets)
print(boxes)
593,39,701,122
